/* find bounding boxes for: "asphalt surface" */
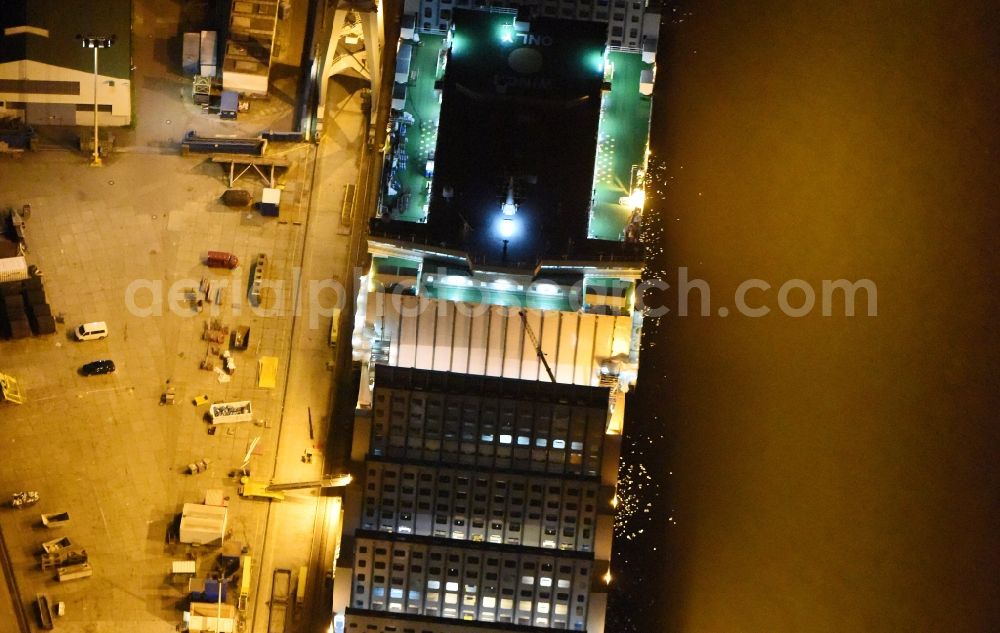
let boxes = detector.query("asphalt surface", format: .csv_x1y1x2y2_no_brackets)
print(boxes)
0,1,370,632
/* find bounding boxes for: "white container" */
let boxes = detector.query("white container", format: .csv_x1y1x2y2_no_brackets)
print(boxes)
172,560,197,574
209,400,253,423
200,31,218,68
179,503,227,544
0,256,28,283
260,188,281,216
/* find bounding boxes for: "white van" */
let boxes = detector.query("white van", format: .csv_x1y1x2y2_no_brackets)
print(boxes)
75,321,109,341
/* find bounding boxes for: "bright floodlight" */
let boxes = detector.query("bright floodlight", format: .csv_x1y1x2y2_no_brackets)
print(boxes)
329,473,353,487
627,187,645,210
77,34,115,48
595,52,605,73
501,24,514,43
499,217,515,238
534,283,560,295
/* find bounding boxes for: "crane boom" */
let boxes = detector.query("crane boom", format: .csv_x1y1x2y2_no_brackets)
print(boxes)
266,474,353,491
519,310,556,383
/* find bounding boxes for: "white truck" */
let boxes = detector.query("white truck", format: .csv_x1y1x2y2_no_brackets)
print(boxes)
209,400,252,424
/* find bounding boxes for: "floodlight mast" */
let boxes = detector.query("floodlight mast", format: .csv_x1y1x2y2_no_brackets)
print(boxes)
76,34,116,166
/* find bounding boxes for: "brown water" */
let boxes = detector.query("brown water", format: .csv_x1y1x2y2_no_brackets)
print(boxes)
615,1,1000,631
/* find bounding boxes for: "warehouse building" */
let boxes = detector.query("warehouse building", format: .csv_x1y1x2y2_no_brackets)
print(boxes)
0,0,131,127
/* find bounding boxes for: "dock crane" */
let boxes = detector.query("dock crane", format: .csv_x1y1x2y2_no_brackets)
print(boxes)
519,310,556,383
235,436,353,500
239,473,353,501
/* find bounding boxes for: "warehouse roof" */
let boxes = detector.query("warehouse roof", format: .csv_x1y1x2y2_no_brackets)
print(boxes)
0,0,131,79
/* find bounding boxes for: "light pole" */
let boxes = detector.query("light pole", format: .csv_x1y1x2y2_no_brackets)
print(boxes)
76,34,115,166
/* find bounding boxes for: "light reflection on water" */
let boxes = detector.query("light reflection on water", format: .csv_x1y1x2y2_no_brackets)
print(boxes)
610,1,999,631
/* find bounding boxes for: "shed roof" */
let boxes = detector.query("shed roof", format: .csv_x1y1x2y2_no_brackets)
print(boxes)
0,0,131,79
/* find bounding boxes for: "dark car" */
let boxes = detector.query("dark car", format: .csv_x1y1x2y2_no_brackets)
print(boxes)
81,359,115,376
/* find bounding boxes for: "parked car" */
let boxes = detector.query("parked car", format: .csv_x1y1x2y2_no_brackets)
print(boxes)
81,359,115,376
75,321,108,341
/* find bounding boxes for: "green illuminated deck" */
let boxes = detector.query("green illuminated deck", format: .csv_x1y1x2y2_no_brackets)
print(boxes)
385,34,446,223
374,256,421,275
423,280,574,312
384,33,654,244
589,51,653,241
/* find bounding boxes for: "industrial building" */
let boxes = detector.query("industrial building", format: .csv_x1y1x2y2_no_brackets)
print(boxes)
337,7,659,632
343,366,617,632
0,0,131,127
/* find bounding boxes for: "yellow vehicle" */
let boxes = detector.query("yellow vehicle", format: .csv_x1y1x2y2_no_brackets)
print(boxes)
237,474,353,501
238,477,285,501
0,370,25,404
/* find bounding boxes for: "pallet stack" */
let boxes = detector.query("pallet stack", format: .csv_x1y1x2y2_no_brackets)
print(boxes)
25,274,55,334
0,270,54,338
1,291,30,338
248,253,267,306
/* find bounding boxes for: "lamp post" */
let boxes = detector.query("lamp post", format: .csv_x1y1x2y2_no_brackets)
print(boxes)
76,34,115,166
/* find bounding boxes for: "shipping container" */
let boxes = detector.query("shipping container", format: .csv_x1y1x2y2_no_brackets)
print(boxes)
260,188,281,217
200,31,218,77
395,43,412,84
219,91,239,119
182,32,200,76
